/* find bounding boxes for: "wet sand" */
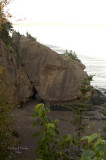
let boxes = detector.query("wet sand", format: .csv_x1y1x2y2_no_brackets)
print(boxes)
12,100,105,160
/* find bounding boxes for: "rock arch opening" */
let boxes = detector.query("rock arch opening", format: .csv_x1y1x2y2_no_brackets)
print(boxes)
32,86,43,102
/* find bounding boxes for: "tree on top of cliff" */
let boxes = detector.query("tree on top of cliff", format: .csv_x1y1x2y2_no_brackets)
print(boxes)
0,21,13,44
0,0,13,45
61,49,81,63
0,0,12,30
26,32,37,41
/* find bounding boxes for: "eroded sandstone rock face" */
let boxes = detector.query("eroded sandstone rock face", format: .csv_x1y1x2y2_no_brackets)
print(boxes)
0,40,33,103
11,33,87,104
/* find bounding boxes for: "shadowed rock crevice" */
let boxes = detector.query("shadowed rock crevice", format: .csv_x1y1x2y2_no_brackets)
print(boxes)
32,86,43,102
24,70,43,102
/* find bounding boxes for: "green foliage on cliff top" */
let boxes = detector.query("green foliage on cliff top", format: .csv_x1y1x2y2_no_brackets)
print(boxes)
61,50,81,63
0,22,13,45
26,32,37,41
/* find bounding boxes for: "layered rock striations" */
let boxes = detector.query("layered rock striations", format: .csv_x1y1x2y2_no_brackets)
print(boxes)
0,33,88,104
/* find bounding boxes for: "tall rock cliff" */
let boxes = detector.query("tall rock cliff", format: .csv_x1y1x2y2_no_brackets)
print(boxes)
0,40,33,103
0,33,88,105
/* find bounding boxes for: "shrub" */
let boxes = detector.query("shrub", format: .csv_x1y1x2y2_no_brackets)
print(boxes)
81,133,106,160
0,22,13,45
31,76,106,160
31,104,69,160
32,103,106,160
99,104,106,139
62,50,81,63
26,32,37,41
0,66,17,160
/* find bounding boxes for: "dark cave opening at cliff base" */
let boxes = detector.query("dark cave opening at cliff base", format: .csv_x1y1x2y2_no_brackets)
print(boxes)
32,86,43,102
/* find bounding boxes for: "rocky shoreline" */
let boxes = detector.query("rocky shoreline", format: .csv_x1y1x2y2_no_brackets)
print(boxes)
91,87,106,105
99,87,106,96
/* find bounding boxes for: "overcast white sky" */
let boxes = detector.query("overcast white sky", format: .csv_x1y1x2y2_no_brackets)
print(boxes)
8,0,106,59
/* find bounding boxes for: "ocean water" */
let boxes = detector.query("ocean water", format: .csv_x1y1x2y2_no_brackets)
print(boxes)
48,45,106,91
78,55,106,90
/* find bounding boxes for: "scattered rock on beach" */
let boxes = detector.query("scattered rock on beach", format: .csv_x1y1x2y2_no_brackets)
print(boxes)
91,88,106,105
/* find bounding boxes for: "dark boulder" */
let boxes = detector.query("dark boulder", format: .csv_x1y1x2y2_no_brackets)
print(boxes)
91,88,106,105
